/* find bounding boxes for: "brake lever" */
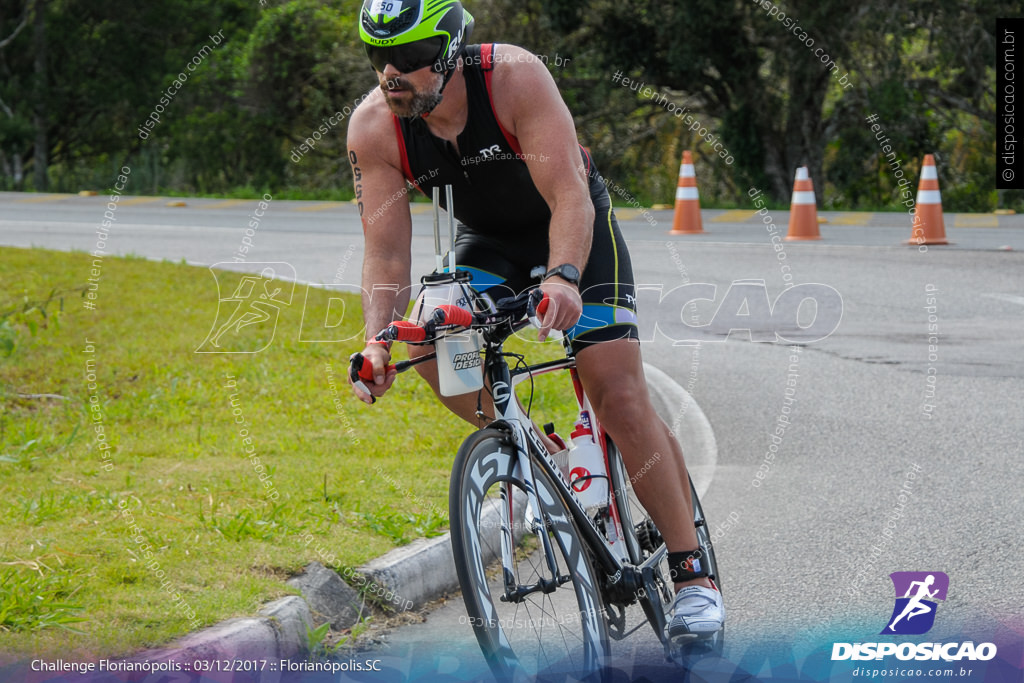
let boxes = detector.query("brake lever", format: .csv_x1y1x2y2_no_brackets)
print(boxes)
349,352,377,404
527,288,549,328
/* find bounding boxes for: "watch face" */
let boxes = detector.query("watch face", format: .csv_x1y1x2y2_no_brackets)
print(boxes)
549,264,580,284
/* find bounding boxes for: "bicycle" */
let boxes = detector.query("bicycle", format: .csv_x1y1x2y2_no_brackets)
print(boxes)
349,188,722,680
351,285,723,680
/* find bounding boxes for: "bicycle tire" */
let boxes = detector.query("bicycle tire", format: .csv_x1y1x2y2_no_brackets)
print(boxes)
450,427,610,681
606,441,723,654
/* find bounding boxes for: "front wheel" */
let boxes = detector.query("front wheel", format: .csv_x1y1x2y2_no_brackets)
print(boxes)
449,427,610,681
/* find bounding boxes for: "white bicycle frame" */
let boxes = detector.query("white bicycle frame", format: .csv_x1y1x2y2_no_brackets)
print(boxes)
481,339,669,610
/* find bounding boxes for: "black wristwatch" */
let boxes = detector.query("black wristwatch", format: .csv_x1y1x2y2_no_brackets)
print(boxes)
543,263,581,286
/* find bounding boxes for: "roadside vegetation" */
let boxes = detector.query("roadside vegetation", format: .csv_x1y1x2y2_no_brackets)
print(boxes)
0,246,574,657
0,1,1018,212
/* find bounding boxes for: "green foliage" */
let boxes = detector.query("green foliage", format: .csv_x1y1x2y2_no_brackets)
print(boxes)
307,621,331,651
351,508,448,545
239,1,372,193
1,0,1018,210
307,611,372,658
204,506,287,542
0,246,581,657
0,565,86,633
0,286,81,359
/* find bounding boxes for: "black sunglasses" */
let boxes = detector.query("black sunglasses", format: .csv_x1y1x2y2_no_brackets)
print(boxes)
365,37,445,73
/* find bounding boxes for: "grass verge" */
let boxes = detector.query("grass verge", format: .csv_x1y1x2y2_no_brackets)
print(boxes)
0,246,575,659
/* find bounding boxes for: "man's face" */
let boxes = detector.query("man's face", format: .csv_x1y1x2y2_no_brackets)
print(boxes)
376,66,445,118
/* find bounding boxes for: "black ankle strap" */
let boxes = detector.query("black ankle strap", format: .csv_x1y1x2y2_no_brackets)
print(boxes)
668,548,708,582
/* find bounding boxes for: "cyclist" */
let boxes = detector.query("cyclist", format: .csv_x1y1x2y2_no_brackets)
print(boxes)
346,0,724,644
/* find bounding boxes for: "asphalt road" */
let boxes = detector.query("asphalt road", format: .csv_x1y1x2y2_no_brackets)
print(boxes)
2,192,1022,681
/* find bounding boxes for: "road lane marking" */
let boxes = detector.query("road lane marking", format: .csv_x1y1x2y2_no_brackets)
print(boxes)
829,212,873,225
116,197,164,207
954,214,998,228
204,199,250,209
711,210,756,223
15,194,74,203
295,202,348,212
982,293,1024,306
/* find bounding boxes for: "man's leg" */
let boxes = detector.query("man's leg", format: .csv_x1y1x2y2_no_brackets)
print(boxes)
408,342,564,453
574,336,723,638
573,337,710,589
408,342,490,427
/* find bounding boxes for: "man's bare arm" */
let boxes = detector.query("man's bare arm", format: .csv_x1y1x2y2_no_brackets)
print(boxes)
491,45,594,337
348,95,414,341
347,94,414,398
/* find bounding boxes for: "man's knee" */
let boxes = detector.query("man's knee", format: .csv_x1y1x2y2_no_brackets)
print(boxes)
589,376,657,432
407,347,443,399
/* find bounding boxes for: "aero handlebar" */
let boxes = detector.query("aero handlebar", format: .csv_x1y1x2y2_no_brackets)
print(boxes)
348,289,550,403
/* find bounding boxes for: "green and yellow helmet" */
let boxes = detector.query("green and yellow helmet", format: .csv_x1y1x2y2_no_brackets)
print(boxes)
359,0,474,73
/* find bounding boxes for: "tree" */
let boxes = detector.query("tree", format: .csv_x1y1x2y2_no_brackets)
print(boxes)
544,0,1019,210
0,0,262,192
0,0,31,189
236,0,371,193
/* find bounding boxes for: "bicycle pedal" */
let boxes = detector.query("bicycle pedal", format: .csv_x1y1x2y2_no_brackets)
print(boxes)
665,633,719,665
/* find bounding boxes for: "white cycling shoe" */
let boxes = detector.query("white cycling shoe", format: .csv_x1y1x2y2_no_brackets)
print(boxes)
666,584,724,641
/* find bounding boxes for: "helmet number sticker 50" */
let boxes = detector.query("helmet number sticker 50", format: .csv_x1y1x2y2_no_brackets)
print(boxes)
369,0,400,19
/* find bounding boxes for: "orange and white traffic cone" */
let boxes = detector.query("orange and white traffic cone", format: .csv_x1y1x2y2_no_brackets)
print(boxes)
670,151,704,235
908,154,948,246
785,166,821,240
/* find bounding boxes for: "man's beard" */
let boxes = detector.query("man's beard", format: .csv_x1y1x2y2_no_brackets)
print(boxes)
381,75,444,118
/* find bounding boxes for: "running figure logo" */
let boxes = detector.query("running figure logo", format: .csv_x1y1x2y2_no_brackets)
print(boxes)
196,263,295,353
881,571,949,635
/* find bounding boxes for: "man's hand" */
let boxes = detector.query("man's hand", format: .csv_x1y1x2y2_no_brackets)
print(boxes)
537,277,583,342
350,342,398,404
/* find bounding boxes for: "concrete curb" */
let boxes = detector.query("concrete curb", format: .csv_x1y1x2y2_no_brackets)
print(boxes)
133,366,712,664
133,490,529,665
358,534,460,611
137,596,313,665
357,487,527,611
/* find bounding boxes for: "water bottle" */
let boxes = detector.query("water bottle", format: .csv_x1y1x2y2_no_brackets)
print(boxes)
435,330,483,396
415,273,484,396
566,412,609,510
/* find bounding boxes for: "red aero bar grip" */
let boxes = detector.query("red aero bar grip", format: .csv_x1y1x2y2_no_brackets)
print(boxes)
537,293,550,315
352,354,396,382
388,320,427,342
351,353,376,381
435,305,473,327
